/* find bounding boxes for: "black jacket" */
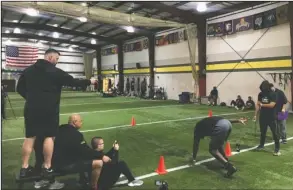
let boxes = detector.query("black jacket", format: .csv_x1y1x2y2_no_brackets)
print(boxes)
16,59,90,115
52,124,104,167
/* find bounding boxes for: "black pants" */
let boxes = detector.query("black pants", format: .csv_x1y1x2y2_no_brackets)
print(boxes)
259,118,280,151
98,161,135,190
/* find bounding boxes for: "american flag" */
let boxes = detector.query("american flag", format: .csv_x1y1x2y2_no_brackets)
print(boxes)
5,45,38,67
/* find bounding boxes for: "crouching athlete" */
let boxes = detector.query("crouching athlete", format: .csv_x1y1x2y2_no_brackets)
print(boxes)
192,116,247,177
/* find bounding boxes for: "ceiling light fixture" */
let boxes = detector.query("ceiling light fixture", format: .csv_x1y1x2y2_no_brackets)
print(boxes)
92,32,96,35
14,28,21,33
126,26,135,33
78,17,87,22
25,8,39,16
81,2,87,7
196,2,207,12
38,32,43,36
5,30,10,33
13,20,18,23
91,39,96,45
53,24,58,27
68,46,73,51
53,32,59,38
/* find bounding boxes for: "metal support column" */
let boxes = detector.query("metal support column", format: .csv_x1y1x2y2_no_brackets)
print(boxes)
197,19,207,97
96,47,102,92
118,43,124,93
148,34,155,98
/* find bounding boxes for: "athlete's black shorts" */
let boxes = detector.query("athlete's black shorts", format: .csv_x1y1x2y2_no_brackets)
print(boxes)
209,119,232,150
24,107,59,138
55,160,93,175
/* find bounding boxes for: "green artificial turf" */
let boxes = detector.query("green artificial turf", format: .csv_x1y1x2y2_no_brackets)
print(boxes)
2,92,292,189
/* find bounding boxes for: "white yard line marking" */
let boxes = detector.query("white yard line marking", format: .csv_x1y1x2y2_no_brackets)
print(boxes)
2,111,253,142
9,104,183,120
6,100,158,109
116,136,293,185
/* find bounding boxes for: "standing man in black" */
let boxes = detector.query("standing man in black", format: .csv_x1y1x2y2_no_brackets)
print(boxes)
16,49,97,178
192,116,247,177
270,83,288,144
253,80,280,155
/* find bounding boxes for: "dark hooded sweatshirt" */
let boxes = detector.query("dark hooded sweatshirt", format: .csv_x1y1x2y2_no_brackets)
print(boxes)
16,59,91,127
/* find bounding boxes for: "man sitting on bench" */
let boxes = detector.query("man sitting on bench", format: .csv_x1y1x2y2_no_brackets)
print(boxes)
91,137,143,189
32,114,110,190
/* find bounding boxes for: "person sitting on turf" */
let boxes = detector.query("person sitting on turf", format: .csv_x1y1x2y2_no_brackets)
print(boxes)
52,114,111,190
230,95,245,110
245,96,255,110
208,86,218,106
192,116,247,177
91,137,144,189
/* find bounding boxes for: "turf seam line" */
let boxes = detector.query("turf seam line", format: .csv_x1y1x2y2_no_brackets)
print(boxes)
2,111,253,142
115,136,293,185
6,100,157,109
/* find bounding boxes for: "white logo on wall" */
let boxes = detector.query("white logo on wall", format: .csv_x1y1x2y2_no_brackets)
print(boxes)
255,17,263,26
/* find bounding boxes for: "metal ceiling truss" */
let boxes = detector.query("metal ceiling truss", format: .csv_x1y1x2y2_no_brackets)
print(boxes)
2,33,99,49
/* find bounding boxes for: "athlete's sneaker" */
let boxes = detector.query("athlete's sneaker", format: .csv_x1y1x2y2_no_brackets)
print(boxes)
19,165,34,178
42,167,54,178
128,179,144,187
256,145,264,151
48,181,65,190
281,139,287,144
224,162,237,178
34,180,50,189
273,151,281,156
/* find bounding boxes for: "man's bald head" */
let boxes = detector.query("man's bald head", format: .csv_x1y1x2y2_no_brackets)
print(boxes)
68,114,83,129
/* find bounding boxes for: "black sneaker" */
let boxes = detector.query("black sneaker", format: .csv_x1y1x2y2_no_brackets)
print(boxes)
224,162,237,177
19,165,34,178
42,167,54,178
281,139,287,144
256,145,264,151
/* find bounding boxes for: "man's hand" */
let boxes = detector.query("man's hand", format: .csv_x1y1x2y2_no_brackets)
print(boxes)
90,78,97,84
102,155,111,163
282,108,286,113
113,140,119,151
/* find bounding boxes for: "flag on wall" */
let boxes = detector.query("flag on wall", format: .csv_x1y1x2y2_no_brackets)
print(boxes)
5,45,38,67
233,16,253,32
224,20,233,35
207,24,216,36
263,9,277,28
253,13,264,30
214,22,224,36
276,5,288,25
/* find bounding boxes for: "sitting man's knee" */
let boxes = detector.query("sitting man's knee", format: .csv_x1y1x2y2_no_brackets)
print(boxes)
92,160,103,169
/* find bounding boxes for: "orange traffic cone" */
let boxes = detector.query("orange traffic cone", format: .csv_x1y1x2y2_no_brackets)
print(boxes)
155,156,167,175
225,141,232,157
131,116,136,126
208,110,213,117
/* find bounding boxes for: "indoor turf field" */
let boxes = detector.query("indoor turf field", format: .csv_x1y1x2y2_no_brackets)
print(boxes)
2,92,293,189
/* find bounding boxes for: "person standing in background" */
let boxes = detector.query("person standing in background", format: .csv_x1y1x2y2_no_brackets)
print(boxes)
270,83,288,144
253,80,280,156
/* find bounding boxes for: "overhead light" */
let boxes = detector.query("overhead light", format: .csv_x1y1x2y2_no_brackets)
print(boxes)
81,2,87,6
53,24,58,27
197,2,207,12
91,39,96,44
78,17,87,22
36,42,43,47
14,28,21,33
13,20,18,23
92,32,96,35
5,30,10,33
6,39,12,44
126,26,135,33
53,32,59,38
38,32,43,36
68,46,73,51
25,8,39,16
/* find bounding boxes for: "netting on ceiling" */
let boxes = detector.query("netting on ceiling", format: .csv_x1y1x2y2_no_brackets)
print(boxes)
2,2,186,28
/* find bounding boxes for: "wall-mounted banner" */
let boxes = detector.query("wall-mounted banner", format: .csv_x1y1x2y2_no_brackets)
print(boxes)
207,23,216,36
233,16,253,32
214,22,224,36
263,9,277,28
276,4,288,25
155,30,187,46
253,13,264,30
224,20,234,35
101,46,117,56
